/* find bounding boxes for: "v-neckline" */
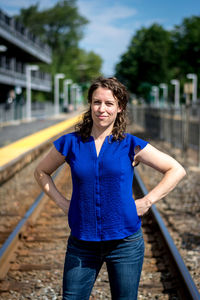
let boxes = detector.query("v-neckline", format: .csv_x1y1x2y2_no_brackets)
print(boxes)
90,135,109,159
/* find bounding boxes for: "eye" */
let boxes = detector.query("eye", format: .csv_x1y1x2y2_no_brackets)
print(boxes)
93,100,101,104
106,102,114,106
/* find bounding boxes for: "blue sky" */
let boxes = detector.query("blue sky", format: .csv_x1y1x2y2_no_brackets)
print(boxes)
1,0,200,75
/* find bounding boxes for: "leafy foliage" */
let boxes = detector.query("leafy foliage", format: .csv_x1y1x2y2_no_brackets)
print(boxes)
115,24,171,96
15,0,103,90
115,16,200,100
171,16,200,76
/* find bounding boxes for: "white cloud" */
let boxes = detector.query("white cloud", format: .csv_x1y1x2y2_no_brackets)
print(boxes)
78,0,138,75
80,22,134,74
1,0,28,8
1,0,57,15
3,0,138,75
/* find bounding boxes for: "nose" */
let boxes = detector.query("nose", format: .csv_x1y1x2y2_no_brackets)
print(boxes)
98,102,106,112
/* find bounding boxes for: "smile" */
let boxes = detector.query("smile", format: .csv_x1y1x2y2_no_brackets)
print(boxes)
96,115,107,119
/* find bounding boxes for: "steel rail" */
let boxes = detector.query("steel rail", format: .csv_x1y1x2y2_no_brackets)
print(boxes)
0,165,63,279
1,156,199,299
134,168,200,300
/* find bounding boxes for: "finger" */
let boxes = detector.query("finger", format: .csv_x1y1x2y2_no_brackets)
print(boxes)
132,160,140,167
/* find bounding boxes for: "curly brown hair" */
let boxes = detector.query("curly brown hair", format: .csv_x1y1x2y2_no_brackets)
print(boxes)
75,77,129,141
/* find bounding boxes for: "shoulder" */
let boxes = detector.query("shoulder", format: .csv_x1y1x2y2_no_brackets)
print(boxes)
122,133,147,142
123,133,149,151
53,131,80,157
54,131,79,142
113,133,137,145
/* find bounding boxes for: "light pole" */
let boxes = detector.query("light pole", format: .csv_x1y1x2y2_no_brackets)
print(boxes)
159,83,168,104
63,79,72,111
26,64,39,120
152,86,159,106
186,73,197,104
54,73,65,115
77,85,83,104
71,83,78,110
0,45,7,52
171,79,180,107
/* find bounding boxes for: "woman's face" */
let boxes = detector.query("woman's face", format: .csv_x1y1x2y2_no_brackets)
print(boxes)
91,87,121,131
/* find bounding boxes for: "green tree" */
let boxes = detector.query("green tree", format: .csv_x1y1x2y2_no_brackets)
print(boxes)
115,24,171,97
76,50,103,82
171,16,200,77
16,1,88,51
115,16,200,101
15,0,102,87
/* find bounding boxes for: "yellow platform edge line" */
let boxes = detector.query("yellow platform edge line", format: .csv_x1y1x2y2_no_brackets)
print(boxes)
0,114,83,168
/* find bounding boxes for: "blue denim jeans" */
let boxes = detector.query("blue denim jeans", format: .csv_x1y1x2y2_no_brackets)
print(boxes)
63,228,144,300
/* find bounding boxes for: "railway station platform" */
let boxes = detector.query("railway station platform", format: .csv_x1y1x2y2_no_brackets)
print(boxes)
0,107,85,183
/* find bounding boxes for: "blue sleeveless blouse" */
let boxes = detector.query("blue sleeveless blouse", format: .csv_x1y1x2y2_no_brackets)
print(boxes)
53,132,148,241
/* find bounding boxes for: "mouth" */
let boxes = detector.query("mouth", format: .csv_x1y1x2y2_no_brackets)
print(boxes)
96,115,107,120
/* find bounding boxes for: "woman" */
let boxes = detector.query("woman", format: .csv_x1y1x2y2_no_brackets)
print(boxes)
34,77,186,300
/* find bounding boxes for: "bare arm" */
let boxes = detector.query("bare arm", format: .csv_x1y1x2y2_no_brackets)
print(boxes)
34,146,69,214
133,144,186,216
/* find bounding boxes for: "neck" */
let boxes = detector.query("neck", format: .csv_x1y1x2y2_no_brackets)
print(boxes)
91,126,113,140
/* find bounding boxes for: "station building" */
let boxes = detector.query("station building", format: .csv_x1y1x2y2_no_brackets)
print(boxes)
0,9,52,106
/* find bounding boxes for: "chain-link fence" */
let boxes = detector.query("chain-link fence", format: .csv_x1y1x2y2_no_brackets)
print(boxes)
129,103,200,167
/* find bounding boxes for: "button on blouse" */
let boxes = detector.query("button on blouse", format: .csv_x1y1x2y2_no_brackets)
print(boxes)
53,132,148,241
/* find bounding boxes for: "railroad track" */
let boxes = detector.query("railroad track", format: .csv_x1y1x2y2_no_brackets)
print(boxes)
0,163,199,299
133,170,200,300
